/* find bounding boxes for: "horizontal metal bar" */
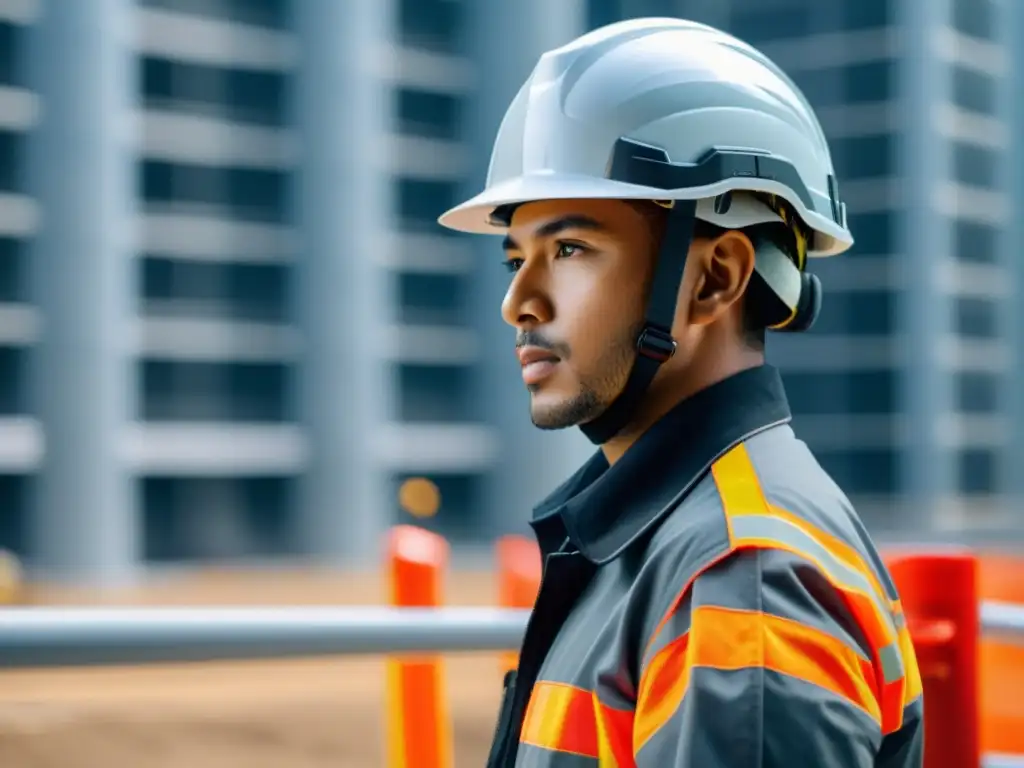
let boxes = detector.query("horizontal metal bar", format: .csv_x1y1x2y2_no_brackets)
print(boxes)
0,607,530,669
984,753,1024,768
3,599,1023,670
981,601,1024,642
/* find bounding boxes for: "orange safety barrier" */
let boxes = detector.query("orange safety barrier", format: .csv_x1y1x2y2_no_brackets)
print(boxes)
495,535,542,673
978,554,1024,758
886,552,980,768
385,525,454,768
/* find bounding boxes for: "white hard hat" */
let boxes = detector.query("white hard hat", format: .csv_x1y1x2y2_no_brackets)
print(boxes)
439,17,851,257
440,19,852,444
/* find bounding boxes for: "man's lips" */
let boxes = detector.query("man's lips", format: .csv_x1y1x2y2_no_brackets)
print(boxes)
517,346,561,385
517,346,561,366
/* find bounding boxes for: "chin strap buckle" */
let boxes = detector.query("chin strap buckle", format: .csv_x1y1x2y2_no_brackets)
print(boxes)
637,325,677,364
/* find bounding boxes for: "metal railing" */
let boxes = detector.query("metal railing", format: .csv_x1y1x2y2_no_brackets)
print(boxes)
2,597,1024,767
981,601,1024,643
0,606,531,668
2,600,1023,669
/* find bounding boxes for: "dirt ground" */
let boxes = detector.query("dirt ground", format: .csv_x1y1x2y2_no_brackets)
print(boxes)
0,570,508,767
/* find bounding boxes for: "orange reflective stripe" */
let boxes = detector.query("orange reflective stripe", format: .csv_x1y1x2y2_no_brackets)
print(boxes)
521,681,598,757
635,605,881,754
711,442,906,732
595,698,637,768
641,547,735,664
634,632,690,753
520,681,635,766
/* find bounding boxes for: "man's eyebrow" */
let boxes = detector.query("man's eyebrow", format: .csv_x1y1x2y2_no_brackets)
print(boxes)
537,215,606,238
502,215,607,252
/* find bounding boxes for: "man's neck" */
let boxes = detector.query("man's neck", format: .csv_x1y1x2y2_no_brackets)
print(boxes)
600,348,765,465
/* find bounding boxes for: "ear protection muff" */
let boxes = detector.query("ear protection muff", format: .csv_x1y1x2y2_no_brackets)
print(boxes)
779,271,821,332
746,234,822,333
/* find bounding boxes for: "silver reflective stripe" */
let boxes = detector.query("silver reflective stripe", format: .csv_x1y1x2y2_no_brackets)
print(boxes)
893,608,907,630
730,515,899,644
878,641,905,685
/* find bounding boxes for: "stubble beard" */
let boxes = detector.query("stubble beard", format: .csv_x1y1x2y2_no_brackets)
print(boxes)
528,322,641,431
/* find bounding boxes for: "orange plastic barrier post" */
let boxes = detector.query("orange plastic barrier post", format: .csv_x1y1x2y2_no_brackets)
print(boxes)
496,535,542,673
886,552,980,768
977,554,1024,756
385,525,453,768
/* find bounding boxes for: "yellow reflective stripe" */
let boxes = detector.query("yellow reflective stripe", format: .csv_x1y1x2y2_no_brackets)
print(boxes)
714,445,891,606
712,445,898,642
711,442,909,730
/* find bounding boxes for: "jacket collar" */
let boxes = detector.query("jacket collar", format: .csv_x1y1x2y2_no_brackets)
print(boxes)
530,364,792,564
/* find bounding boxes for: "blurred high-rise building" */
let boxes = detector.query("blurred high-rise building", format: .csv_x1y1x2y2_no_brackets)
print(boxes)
0,0,1020,584
0,0,594,583
0,0,38,566
670,0,1018,540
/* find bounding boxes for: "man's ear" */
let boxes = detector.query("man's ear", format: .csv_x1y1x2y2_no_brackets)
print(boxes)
688,230,757,327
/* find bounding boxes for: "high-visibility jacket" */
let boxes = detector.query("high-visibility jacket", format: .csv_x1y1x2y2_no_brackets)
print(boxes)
485,364,923,767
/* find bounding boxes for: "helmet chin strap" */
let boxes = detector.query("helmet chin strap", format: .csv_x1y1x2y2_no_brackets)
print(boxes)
578,200,698,445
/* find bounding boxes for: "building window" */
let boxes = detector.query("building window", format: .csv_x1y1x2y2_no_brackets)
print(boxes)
951,0,995,41
780,369,898,416
846,212,896,255
955,372,1000,413
0,474,27,556
954,297,1000,339
731,7,810,44
953,221,1000,264
397,178,460,232
140,56,289,127
396,88,462,141
0,23,25,88
801,63,896,108
141,257,290,323
140,360,289,422
807,289,896,336
397,0,463,54
396,364,475,423
843,0,891,30
139,161,289,224
0,238,27,303
845,61,895,104
951,141,1000,189
814,447,899,495
0,130,27,194
831,134,894,181
397,272,466,327
142,476,296,562
951,67,999,116
0,347,27,415
588,0,622,30
957,448,998,495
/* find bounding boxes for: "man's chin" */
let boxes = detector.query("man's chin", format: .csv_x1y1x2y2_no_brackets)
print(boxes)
529,393,601,431
531,415,574,431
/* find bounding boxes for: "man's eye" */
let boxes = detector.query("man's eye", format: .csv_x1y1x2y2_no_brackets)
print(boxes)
556,242,585,258
503,258,524,273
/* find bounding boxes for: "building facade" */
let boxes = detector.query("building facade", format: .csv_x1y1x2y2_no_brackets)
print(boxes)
0,0,1019,584
668,0,1018,540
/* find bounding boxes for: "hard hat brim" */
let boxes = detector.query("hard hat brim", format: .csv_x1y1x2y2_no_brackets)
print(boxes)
438,172,852,257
